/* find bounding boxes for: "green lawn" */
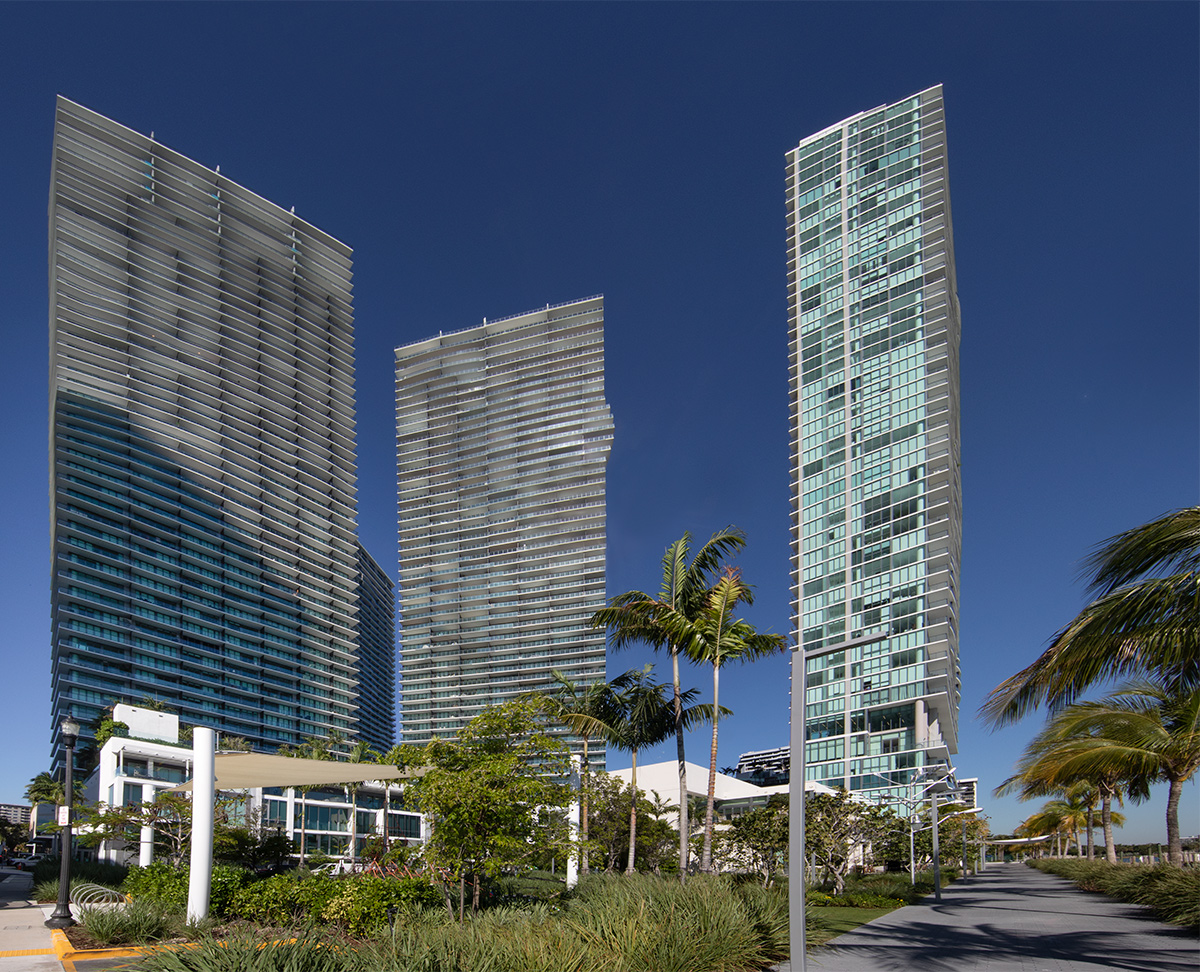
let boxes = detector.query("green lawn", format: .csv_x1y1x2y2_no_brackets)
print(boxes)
809,905,900,946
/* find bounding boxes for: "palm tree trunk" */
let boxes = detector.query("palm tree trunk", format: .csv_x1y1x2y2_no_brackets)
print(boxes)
347,787,357,862
1101,792,1117,864
581,734,590,876
296,788,307,864
671,645,688,883
701,661,720,873
625,748,639,875
383,785,390,853
1166,777,1183,867
1086,803,1094,859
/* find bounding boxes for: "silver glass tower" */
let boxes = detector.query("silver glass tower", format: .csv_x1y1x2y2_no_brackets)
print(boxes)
48,98,364,770
786,86,962,806
395,297,613,766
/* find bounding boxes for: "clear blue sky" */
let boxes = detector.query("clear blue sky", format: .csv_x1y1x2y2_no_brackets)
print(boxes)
1,2,1195,843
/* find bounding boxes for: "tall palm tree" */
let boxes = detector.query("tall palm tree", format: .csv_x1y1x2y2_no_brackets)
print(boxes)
982,507,1200,726
279,730,344,863
523,671,621,876
667,568,786,872
1028,679,1200,866
592,528,745,880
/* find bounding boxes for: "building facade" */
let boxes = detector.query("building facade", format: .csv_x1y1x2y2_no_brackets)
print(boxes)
355,544,397,753
786,86,963,808
85,706,421,866
48,98,369,771
395,297,613,766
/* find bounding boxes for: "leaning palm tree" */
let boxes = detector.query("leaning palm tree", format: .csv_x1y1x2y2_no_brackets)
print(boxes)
522,671,621,876
667,568,786,872
982,507,1200,726
1028,678,1200,866
592,528,746,880
997,707,1145,864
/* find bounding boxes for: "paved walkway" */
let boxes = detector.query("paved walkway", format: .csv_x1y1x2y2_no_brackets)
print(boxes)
778,862,1198,972
0,868,62,972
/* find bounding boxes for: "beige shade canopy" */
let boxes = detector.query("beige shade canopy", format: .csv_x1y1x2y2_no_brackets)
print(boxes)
170,752,424,792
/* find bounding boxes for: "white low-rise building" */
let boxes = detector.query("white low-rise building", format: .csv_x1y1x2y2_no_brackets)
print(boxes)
84,705,422,866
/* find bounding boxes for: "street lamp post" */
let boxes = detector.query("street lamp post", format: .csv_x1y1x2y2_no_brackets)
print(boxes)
45,716,80,929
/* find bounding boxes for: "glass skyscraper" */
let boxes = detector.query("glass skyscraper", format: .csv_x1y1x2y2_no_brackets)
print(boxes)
786,86,962,807
355,544,397,753
48,97,372,770
395,297,613,767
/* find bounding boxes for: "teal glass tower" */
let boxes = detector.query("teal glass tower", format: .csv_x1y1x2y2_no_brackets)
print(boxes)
48,98,369,771
786,86,962,806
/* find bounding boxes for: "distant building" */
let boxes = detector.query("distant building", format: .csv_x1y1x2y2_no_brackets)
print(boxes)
394,297,614,767
787,85,963,808
732,746,791,787
47,97,387,771
355,544,397,753
0,804,32,828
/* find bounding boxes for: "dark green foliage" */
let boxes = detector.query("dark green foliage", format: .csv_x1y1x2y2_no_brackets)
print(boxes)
228,872,341,926
1028,859,1200,928
32,856,128,887
123,861,249,918
141,930,349,972
320,876,444,934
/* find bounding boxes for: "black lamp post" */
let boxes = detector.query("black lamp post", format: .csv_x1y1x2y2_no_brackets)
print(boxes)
45,716,80,929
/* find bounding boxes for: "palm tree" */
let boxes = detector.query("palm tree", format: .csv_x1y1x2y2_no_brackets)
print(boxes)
997,708,1144,864
667,568,786,872
24,772,62,852
343,740,379,861
592,528,746,880
1027,679,1200,866
982,507,1200,726
377,745,406,852
607,666,708,874
523,671,621,876
279,730,344,863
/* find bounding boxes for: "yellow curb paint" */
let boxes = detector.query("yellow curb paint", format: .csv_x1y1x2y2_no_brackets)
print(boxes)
0,949,57,956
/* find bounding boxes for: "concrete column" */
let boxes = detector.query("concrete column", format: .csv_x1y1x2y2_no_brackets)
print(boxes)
139,783,155,867
186,728,216,923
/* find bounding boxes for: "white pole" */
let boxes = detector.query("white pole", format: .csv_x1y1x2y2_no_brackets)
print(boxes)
139,783,155,867
566,755,580,889
788,646,807,972
186,728,216,923
930,790,942,903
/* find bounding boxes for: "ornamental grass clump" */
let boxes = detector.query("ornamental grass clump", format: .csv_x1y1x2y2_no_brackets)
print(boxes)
1028,859,1200,928
78,898,177,946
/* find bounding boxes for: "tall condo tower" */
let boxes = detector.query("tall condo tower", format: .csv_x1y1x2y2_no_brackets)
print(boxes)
395,297,614,767
355,543,397,753
48,97,367,771
786,86,962,806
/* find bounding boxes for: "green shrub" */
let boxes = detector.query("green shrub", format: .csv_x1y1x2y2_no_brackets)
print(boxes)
831,891,906,909
229,872,340,927
1028,859,1200,928
32,857,129,887
78,898,177,945
123,861,249,919
140,930,348,971
320,876,443,935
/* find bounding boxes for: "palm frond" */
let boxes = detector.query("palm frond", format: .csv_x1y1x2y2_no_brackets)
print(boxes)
1085,507,1200,595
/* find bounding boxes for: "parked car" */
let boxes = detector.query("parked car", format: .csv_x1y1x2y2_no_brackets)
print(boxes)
12,854,44,871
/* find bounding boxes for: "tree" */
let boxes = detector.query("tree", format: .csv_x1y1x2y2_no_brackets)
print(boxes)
376,744,407,852
342,739,379,860
522,670,621,876
668,567,786,872
403,700,571,918
1020,679,1200,866
278,729,345,862
727,797,789,887
996,709,1144,864
805,789,897,893
982,507,1200,726
592,528,746,880
24,772,61,850
607,666,679,875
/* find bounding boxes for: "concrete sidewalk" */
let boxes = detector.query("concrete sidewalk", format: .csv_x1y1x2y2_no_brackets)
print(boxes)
0,868,62,971
779,862,1198,972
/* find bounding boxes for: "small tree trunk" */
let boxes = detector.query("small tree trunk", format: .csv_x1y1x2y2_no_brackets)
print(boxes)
581,735,590,876
1101,792,1117,864
1086,803,1094,860
458,875,465,922
701,662,721,873
1166,777,1183,867
626,749,639,875
472,872,481,913
672,645,689,884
